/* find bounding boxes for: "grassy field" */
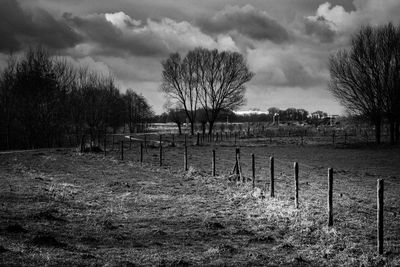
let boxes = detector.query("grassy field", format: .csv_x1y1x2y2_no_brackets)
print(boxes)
1,139,400,266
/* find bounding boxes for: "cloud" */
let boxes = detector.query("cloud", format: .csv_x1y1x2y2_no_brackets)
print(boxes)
307,1,400,36
247,44,329,89
0,0,82,52
303,16,336,43
198,5,290,44
64,11,238,57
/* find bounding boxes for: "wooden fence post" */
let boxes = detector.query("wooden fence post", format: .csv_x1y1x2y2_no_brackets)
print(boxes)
270,156,274,197
197,132,200,146
328,168,333,226
332,132,335,145
294,162,299,208
129,136,132,149
144,135,147,152
140,142,143,163
184,145,188,171
121,141,124,161
235,147,240,180
172,134,175,147
252,153,255,189
377,179,384,255
212,150,216,176
344,132,347,145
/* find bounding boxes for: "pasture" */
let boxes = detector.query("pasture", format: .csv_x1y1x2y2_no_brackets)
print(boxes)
1,136,400,266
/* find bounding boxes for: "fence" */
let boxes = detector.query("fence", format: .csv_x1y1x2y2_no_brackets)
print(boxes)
99,132,400,255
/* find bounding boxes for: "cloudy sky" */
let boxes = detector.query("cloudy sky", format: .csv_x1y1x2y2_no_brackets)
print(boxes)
1,0,400,115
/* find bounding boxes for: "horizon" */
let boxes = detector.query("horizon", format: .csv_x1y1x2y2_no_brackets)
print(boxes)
1,0,400,115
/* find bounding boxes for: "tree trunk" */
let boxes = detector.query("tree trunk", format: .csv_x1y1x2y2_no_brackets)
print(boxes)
190,122,195,136
177,122,182,135
374,118,381,144
208,121,214,136
389,119,395,145
201,122,206,136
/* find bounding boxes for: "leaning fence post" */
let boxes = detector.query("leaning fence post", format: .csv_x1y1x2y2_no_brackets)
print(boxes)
212,150,216,176
294,162,299,208
184,145,188,171
252,153,255,189
377,179,384,255
270,156,274,197
120,141,124,161
328,168,333,226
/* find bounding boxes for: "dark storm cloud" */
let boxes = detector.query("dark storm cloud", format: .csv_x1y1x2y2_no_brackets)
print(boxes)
303,16,336,43
63,13,167,57
198,5,290,43
0,0,82,52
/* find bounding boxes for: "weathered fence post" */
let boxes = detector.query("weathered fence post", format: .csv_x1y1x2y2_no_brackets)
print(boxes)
212,150,216,176
120,141,124,161
235,147,240,180
294,162,299,208
328,168,333,226
332,132,335,145
184,145,188,171
129,136,132,149
344,132,347,145
172,134,175,147
270,156,274,197
252,153,255,189
197,132,200,146
377,179,384,255
140,142,143,163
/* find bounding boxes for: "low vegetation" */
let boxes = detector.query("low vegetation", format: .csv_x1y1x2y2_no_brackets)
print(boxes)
1,140,399,266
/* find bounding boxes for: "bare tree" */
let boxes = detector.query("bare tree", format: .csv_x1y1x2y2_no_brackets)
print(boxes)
161,52,199,135
195,48,254,135
124,89,154,133
329,24,400,144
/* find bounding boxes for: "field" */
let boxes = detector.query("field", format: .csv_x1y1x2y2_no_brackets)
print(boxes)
1,136,400,266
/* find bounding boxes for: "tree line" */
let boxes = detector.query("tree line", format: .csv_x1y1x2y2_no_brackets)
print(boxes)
0,46,153,150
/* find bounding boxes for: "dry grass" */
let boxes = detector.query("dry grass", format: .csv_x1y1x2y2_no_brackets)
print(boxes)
0,142,399,266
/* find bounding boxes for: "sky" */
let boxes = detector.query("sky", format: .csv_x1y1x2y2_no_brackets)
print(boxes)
1,0,400,115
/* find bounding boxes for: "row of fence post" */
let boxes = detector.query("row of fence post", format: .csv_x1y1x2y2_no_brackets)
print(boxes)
102,135,386,255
